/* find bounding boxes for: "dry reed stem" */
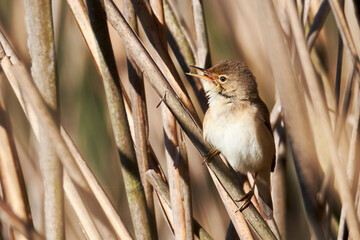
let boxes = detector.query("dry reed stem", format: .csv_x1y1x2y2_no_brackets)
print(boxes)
145,170,175,233
0,42,128,239
306,0,330,49
163,0,207,113
71,0,152,238
130,0,201,126
0,20,132,240
61,128,133,240
163,0,196,67
287,1,360,238
145,170,213,240
0,54,85,209
255,0,324,238
191,0,211,68
161,108,186,240
335,69,355,141
338,81,360,239
178,133,194,239
103,1,275,238
23,0,64,238
0,55,83,238
208,170,254,239
328,0,360,78
149,0,189,238
335,22,344,109
63,171,102,240
0,199,44,240
0,77,32,240
333,0,344,112
0,30,87,190
123,0,157,237
301,0,311,26
270,101,287,239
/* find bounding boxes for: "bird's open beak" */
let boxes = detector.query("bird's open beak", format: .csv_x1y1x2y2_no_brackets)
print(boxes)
186,65,215,82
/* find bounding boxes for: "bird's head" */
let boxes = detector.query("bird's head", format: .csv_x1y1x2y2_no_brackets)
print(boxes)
187,60,259,104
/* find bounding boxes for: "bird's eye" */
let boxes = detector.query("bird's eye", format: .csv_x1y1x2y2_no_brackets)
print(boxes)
219,76,227,82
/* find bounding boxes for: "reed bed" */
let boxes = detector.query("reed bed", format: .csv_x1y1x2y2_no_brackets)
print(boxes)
0,0,359,239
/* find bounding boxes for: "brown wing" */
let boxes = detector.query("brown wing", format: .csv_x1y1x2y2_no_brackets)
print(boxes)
255,98,276,172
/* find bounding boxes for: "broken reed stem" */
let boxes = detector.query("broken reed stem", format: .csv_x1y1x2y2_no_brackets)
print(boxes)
287,1,360,238
23,0,64,238
0,76,33,240
103,1,276,238
123,0,157,237
75,0,153,238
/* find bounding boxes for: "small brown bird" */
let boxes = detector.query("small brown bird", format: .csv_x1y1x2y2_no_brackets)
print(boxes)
188,60,275,219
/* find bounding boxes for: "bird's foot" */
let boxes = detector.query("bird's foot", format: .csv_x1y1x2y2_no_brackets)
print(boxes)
203,147,220,165
235,189,254,212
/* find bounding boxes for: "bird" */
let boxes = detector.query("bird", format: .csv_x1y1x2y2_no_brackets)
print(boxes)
187,60,275,219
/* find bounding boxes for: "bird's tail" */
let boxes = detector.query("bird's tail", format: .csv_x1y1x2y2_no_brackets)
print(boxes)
255,170,273,219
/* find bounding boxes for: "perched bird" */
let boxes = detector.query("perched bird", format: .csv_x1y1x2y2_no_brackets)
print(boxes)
187,60,275,219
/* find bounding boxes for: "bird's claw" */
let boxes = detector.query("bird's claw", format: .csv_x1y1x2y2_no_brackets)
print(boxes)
235,189,254,212
203,147,220,165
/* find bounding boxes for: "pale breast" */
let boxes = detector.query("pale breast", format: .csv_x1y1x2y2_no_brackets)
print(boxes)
203,105,274,174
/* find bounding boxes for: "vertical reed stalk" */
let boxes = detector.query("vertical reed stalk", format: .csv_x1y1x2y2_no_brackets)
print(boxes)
83,0,153,238
23,0,63,238
123,0,158,237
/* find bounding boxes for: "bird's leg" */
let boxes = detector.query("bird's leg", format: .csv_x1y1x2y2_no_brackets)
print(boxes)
203,147,220,164
236,173,258,212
